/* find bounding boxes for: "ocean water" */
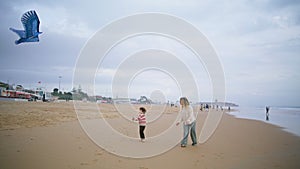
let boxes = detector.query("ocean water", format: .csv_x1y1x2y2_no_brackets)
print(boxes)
227,107,300,137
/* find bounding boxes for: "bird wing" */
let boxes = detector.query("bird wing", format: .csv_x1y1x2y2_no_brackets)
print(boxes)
21,10,40,38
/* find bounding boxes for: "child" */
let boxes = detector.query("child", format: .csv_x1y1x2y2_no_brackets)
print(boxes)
132,107,147,142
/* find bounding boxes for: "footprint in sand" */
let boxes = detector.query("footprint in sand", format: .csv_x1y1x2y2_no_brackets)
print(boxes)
95,150,103,156
80,162,89,166
213,153,224,159
139,167,148,169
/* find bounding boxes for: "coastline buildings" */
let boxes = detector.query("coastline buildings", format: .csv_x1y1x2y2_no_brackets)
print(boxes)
0,82,51,101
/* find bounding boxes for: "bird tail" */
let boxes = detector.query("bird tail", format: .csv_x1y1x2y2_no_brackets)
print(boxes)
9,28,26,38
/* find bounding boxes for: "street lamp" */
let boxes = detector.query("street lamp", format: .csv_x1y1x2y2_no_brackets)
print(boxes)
58,76,62,91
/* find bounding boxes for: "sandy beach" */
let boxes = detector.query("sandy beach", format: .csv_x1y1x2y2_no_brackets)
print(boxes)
0,101,299,169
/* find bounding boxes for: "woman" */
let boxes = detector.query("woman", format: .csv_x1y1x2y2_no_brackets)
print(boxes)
176,97,197,147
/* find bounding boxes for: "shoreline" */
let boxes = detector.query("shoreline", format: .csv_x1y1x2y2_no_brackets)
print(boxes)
227,107,300,137
227,112,300,138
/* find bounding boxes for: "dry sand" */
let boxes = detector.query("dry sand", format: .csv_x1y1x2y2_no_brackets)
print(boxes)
0,101,299,169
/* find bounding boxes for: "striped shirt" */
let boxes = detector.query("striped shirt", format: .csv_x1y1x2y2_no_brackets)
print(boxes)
137,113,146,126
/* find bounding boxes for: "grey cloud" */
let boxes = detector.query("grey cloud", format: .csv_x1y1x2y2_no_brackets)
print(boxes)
1,0,300,106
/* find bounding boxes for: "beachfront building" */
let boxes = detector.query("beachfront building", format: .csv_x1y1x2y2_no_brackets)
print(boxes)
0,89,31,99
113,98,131,104
34,88,52,101
0,81,53,101
0,87,5,97
95,95,113,103
0,88,53,101
112,98,141,104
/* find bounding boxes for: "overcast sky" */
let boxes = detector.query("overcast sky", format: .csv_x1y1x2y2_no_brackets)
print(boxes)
0,0,299,107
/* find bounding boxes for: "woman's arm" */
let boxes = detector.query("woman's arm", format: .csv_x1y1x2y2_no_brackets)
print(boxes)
176,107,184,126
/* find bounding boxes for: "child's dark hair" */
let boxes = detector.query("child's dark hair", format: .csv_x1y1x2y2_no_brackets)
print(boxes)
139,107,146,113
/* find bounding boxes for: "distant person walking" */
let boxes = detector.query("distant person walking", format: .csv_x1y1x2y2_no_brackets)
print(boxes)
133,107,147,142
176,97,197,147
266,106,270,121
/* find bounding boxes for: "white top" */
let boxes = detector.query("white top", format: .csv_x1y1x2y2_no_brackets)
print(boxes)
178,105,196,125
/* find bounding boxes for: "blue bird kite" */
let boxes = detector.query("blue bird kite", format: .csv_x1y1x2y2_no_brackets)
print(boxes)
10,10,42,45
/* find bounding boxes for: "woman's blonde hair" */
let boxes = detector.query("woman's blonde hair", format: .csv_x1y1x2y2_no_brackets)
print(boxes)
180,97,190,107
